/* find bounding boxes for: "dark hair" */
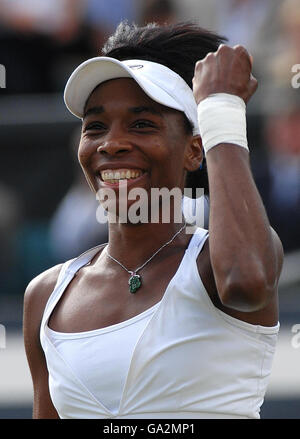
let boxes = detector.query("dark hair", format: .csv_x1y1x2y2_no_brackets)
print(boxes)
102,21,226,197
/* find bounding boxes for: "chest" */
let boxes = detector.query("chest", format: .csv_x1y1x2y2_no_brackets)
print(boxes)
47,247,196,333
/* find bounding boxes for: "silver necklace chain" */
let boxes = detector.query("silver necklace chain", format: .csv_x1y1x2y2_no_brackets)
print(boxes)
105,220,187,276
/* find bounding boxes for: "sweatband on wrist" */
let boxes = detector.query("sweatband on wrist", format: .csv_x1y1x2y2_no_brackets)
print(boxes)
197,93,249,154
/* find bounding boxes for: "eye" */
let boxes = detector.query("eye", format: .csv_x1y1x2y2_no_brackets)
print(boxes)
132,120,156,130
84,121,106,132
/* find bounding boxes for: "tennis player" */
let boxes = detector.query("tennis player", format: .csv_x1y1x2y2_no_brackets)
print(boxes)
23,22,283,419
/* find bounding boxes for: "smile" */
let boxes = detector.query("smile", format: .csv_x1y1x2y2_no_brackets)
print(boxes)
100,168,144,184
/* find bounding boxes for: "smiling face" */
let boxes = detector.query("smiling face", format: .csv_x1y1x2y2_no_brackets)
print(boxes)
79,77,202,220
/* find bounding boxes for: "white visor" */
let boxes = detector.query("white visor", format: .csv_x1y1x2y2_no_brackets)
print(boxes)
64,56,200,135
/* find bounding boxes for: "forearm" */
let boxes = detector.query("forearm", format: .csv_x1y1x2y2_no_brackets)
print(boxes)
206,144,278,311
192,44,283,311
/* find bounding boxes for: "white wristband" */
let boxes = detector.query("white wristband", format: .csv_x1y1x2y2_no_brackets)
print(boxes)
197,93,249,154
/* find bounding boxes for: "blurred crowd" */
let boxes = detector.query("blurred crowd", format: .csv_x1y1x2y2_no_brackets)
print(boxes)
0,0,300,299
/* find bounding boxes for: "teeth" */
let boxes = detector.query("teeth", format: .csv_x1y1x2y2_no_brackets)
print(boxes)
101,169,143,182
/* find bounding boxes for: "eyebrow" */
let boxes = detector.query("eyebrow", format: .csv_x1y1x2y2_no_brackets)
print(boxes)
83,105,163,119
128,106,163,117
83,106,104,119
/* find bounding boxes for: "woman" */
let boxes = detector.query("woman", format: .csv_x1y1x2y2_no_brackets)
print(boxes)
23,22,283,419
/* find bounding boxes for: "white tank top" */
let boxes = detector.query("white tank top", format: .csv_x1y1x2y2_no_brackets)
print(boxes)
40,228,280,419
46,301,159,414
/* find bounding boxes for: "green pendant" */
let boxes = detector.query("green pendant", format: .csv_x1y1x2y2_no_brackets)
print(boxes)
128,274,142,293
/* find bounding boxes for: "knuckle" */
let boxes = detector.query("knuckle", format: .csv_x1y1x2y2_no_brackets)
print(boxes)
234,44,247,52
205,51,215,59
234,45,250,61
218,44,231,53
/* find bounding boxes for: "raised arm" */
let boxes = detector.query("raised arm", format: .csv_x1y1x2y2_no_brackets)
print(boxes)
193,44,284,312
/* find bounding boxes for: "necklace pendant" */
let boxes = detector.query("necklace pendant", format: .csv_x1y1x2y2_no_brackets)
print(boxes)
128,273,142,294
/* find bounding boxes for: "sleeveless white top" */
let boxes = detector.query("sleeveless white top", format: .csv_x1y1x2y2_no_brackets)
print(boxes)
46,301,159,414
40,228,280,419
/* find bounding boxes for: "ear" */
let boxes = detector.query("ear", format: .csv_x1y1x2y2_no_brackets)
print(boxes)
183,135,203,172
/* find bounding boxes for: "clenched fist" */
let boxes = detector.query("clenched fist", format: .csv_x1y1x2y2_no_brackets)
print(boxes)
192,44,258,105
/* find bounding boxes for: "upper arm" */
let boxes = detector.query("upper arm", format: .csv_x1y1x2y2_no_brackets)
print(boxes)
197,227,283,326
23,264,63,419
271,226,284,282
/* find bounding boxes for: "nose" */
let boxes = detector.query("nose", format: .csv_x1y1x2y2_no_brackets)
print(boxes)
97,140,133,155
96,125,133,156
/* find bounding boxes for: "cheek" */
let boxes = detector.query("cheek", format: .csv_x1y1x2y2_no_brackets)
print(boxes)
156,141,186,187
77,139,99,192
167,136,188,169
150,137,170,162
78,137,94,167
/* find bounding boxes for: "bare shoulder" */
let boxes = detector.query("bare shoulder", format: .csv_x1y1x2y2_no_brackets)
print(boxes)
24,263,64,323
23,263,64,418
23,262,64,351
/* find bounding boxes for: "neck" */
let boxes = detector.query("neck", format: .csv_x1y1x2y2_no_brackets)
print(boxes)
106,219,187,268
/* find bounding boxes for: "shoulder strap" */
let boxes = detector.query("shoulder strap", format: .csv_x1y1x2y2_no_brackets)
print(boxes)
41,243,107,329
64,243,107,275
186,227,209,259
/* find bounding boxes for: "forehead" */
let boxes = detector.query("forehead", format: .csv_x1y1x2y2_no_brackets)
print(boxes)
84,77,178,117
